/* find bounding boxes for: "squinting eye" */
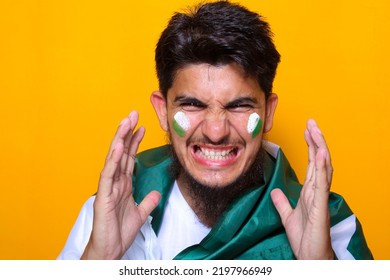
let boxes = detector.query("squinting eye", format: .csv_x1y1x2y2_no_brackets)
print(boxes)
228,104,253,112
182,102,198,107
180,102,206,111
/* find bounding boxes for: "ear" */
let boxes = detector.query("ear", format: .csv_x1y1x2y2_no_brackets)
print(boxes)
263,93,278,133
150,91,169,131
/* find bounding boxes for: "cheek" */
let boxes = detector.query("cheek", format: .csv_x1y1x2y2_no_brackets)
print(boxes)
172,111,191,137
247,112,263,138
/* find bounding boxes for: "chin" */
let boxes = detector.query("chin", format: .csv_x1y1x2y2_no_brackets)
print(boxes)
187,169,239,188
195,176,236,189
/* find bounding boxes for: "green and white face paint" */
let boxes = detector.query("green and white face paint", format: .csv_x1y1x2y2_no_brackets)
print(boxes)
173,111,190,137
247,112,262,138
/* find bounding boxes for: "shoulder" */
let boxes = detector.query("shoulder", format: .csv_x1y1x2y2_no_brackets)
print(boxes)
135,145,172,168
132,145,175,221
132,145,173,192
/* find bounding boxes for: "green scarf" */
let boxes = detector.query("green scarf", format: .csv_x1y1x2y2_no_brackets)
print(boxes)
132,145,372,259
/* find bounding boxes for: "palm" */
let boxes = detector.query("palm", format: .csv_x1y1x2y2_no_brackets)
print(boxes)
271,119,333,259
82,111,161,259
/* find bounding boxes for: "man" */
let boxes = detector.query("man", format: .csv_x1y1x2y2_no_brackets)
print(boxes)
58,0,372,260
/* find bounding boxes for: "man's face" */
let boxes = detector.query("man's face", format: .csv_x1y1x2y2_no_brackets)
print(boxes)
151,63,277,188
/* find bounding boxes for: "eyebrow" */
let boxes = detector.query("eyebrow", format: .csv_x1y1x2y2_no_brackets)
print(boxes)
224,97,258,108
173,95,259,108
173,96,205,105
174,95,195,102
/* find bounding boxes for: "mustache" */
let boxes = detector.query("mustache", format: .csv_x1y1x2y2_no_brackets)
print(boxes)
185,135,245,147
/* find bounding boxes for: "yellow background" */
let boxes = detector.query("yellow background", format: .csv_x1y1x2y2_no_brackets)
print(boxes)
0,0,389,259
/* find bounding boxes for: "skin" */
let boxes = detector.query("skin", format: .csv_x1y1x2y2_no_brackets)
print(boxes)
271,119,334,259
151,64,277,191
81,111,161,260
248,112,262,138
82,63,334,260
173,111,190,137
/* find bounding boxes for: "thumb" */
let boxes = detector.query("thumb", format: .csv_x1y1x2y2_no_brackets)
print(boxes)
270,188,293,226
137,190,162,222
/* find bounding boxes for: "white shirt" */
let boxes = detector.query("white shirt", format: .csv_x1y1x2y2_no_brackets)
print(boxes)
157,181,211,259
57,181,210,260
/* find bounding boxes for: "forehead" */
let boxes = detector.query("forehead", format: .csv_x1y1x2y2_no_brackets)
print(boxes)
167,63,265,103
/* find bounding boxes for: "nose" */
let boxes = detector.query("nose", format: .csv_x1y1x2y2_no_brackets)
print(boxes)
201,112,230,144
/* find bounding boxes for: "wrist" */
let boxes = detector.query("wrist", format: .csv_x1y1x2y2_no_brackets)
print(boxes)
80,242,98,260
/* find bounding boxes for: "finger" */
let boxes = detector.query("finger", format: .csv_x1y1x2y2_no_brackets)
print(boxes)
105,117,133,164
304,128,316,184
270,188,293,226
120,111,139,174
307,119,333,183
137,190,162,222
125,126,145,175
313,148,331,210
98,142,124,197
307,119,330,160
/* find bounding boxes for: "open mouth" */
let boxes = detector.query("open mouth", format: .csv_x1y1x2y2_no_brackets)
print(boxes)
193,145,239,161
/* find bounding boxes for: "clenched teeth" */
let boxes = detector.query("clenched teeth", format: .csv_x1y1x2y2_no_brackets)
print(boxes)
196,146,237,161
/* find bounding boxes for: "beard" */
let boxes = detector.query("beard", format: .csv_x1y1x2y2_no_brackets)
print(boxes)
169,140,265,228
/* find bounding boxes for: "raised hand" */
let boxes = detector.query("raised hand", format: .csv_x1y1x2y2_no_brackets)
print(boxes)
81,111,161,259
270,119,334,259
